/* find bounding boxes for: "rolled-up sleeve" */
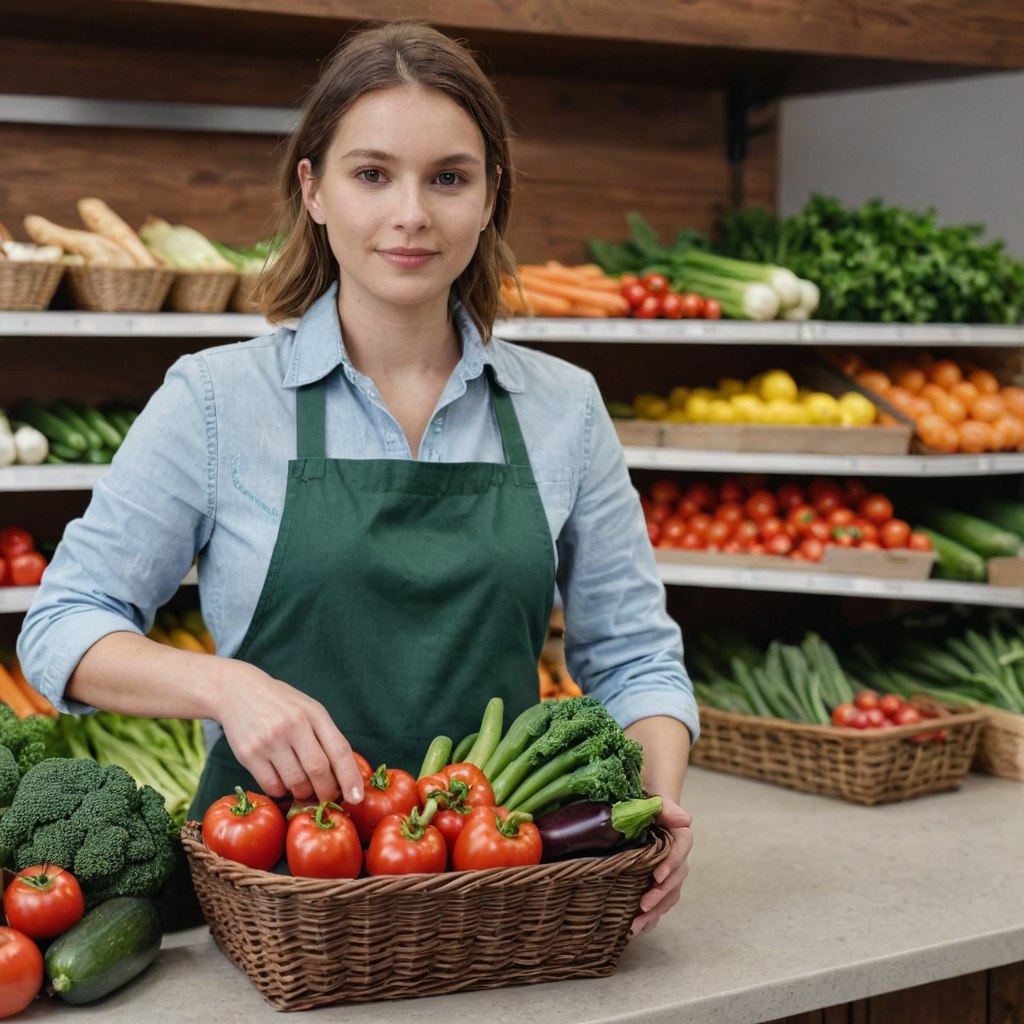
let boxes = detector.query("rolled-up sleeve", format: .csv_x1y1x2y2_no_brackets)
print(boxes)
555,376,699,744
16,355,215,713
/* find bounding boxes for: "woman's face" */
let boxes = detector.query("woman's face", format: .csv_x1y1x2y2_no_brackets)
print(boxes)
299,84,495,319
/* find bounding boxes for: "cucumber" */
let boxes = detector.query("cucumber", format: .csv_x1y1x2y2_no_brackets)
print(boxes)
66,399,125,451
16,401,89,452
965,497,1024,539
49,400,104,449
916,527,987,582
920,507,1021,559
44,896,162,1005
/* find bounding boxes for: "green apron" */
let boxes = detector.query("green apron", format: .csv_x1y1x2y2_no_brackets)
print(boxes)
189,365,555,815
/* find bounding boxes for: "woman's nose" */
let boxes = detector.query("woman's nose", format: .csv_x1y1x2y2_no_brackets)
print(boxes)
391,182,430,232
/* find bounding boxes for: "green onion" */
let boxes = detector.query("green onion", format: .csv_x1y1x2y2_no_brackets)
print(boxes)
673,249,802,309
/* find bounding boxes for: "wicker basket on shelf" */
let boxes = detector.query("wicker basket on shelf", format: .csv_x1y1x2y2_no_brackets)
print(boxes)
64,265,175,312
692,699,985,805
165,269,238,313
0,260,65,310
181,821,671,1011
229,272,262,314
972,706,1024,780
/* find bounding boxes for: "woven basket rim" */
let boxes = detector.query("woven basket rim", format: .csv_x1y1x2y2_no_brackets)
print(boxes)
697,698,985,741
172,267,239,278
182,820,672,894
65,264,175,277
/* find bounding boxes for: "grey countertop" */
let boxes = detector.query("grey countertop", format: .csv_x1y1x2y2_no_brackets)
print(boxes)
19,767,1024,1023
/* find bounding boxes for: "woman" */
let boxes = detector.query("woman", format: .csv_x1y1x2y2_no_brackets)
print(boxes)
18,20,697,934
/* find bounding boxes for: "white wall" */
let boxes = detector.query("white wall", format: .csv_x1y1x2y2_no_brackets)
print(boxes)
778,70,1024,258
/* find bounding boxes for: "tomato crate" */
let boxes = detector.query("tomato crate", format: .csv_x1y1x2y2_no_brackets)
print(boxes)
181,822,671,1011
691,699,985,805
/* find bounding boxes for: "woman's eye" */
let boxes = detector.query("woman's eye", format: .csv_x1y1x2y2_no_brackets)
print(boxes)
357,168,384,183
436,171,463,187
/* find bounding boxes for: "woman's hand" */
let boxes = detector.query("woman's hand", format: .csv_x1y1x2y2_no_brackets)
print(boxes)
216,660,365,806
631,795,693,937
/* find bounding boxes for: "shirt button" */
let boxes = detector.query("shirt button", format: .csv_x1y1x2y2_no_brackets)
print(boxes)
385,430,397,443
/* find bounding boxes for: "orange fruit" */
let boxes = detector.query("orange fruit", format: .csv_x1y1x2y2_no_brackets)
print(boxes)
896,367,927,395
929,359,964,390
914,352,936,372
1001,386,1024,419
906,397,933,421
949,380,979,407
855,369,891,395
884,386,915,413
990,415,1024,451
969,393,1006,423
967,368,1000,396
917,414,957,453
957,419,993,454
943,394,968,425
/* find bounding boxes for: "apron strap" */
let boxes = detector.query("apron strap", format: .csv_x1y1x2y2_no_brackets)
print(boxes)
486,365,531,468
296,379,326,459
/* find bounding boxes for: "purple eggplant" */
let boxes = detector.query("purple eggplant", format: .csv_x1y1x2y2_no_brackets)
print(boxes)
534,796,663,861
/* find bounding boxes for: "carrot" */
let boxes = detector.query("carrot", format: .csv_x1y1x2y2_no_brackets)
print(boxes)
518,271,630,315
564,262,610,279
0,662,39,719
567,303,610,318
520,263,621,292
6,660,58,717
503,281,573,316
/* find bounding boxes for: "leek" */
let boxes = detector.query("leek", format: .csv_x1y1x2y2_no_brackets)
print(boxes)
780,279,821,321
671,267,781,321
673,249,802,309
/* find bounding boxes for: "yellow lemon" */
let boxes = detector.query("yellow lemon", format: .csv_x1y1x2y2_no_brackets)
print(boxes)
632,392,663,418
717,377,746,396
757,369,799,403
691,386,719,402
668,386,691,410
684,393,713,422
763,399,806,425
663,408,689,423
728,393,764,423
837,391,877,426
802,392,843,425
705,399,738,424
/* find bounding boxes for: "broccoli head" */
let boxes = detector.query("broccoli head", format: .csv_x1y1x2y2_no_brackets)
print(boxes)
0,745,19,807
0,704,63,774
0,757,175,909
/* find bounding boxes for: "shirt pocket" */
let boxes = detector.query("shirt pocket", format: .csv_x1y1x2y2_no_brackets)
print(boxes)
534,467,573,521
228,454,286,521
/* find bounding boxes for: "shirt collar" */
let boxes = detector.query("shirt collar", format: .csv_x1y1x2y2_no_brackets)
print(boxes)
282,283,525,394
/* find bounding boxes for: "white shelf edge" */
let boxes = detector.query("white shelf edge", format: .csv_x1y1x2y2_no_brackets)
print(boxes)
1,569,199,615
4,312,1024,346
658,563,1024,607
624,447,1024,477
0,465,109,491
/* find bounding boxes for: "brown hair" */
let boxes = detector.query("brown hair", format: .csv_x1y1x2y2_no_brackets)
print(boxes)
257,20,517,341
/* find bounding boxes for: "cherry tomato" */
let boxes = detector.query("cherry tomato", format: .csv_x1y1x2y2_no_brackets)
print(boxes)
676,496,700,519
879,518,912,549
705,520,733,547
678,292,705,319
715,501,745,525
688,512,715,539
3,865,84,940
343,763,420,845
632,294,663,319
0,527,34,561
858,494,895,525
827,507,856,528
831,701,857,727
850,710,872,729
853,690,880,711
620,282,649,309
660,515,689,546
893,705,923,727
650,479,682,505
787,504,818,536
202,787,288,871
286,801,362,879
744,489,779,522
451,805,543,872
640,272,669,295
758,515,785,541
798,536,825,562
775,483,806,511
812,485,845,516
908,531,933,552
879,694,905,719
733,519,760,547
702,298,723,319
660,293,684,319
808,519,833,542
718,480,745,504
766,533,793,556
687,481,718,510
365,806,447,876
7,552,47,587
680,532,704,550
832,527,856,548
851,518,879,544
0,926,43,1019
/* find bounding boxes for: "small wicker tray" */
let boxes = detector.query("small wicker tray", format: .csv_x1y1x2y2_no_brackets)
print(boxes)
229,272,262,314
181,822,671,1011
692,700,985,805
64,265,174,312
972,706,1024,780
165,269,239,313
0,260,64,310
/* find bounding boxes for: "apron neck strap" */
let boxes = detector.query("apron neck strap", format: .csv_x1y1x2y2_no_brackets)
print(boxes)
294,365,530,466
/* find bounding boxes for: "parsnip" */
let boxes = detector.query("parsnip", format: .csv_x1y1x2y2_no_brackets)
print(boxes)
77,197,157,268
23,215,136,268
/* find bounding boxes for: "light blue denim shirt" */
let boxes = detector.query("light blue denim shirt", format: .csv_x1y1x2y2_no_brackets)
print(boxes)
17,285,698,744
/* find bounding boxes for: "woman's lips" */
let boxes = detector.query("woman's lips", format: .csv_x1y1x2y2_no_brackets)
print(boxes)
378,249,437,270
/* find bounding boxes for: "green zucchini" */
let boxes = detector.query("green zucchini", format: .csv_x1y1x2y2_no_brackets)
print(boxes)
72,401,125,451
965,497,1024,539
49,400,104,449
16,401,89,452
45,896,162,1005
916,527,987,582
920,508,1021,559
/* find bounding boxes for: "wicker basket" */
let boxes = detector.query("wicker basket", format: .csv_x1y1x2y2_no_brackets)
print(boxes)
181,822,671,1011
229,272,262,314
972,706,1024,780
692,700,985,805
64,265,175,312
165,269,239,313
0,260,64,310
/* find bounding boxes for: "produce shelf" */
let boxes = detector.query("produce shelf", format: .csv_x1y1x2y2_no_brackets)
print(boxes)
0,464,108,491
624,446,1024,477
5,313,1024,346
658,562,1024,607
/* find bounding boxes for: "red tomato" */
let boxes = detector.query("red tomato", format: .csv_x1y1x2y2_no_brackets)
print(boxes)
718,480,745,505
765,533,793,556
660,293,684,319
7,552,46,587
688,512,715,539
808,519,832,542
831,702,857,727
678,292,705,319
893,705,923,727
705,520,733,547
660,515,689,546
676,496,700,519
715,501,745,525
649,500,675,525
452,805,543,871
620,282,648,309
843,478,869,506
687,481,718,510
702,298,723,319
0,558,7,587
680,532,704,550
850,710,872,729
744,489,779,522
286,801,362,879
776,483,806,511
798,536,825,562
640,272,669,294
0,926,43,1019
786,504,818,536
853,690,880,711
908,531,933,552
202,788,287,871
416,762,494,810
343,763,419,845
758,515,785,541
865,708,886,728
831,527,856,548
879,694,905,719
650,479,682,505
0,528,34,561
365,809,448,876
733,519,760,547
632,294,662,319
851,518,879,544
879,518,912,549
827,507,856,528
858,494,895,525
646,521,662,546
812,485,845,516
3,865,84,940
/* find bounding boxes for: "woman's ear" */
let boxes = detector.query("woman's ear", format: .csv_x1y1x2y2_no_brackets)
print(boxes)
482,164,502,232
298,159,326,225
